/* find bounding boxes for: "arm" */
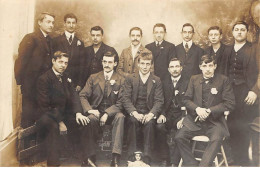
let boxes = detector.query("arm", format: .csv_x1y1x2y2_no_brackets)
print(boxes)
122,76,137,114
117,50,129,77
150,79,164,118
15,34,35,85
79,75,93,114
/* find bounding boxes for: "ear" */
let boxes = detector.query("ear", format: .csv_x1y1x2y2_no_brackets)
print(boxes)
38,20,41,26
114,62,117,67
52,58,55,64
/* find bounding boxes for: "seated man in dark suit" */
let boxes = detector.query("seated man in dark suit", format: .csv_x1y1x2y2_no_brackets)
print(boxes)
175,55,235,166
122,52,164,165
156,58,189,166
79,51,125,167
175,23,204,80
36,51,88,166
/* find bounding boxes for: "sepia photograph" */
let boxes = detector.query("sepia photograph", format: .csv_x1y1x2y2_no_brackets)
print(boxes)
0,0,259,167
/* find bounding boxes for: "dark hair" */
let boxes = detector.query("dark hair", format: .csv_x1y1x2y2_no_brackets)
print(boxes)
232,21,248,31
137,52,153,64
37,12,55,22
182,23,194,33
53,51,69,60
153,23,166,32
129,27,143,36
169,58,182,67
102,51,119,63
91,26,104,35
64,13,77,23
208,26,222,35
199,54,216,65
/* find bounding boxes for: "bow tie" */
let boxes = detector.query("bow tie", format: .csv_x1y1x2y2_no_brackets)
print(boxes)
57,74,63,82
202,77,213,84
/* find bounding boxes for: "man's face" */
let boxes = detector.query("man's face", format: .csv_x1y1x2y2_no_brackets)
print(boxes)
91,30,103,45
64,18,77,33
138,59,152,75
153,26,165,42
130,30,142,46
232,24,248,43
38,15,55,34
102,56,117,73
199,61,217,79
52,56,69,74
168,60,182,78
208,29,222,45
181,26,194,42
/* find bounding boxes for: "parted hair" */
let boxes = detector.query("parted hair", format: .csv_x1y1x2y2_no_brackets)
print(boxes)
129,27,143,36
182,23,194,33
53,51,69,60
208,26,222,34
153,23,166,32
37,12,55,22
232,21,248,31
64,13,77,23
138,52,153,64
91,26,104,35
169,58,182,67
199,54,216,65
102,51,119,63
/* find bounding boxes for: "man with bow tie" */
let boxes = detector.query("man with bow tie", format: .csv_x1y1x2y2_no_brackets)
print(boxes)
145,23,176,80
117,27,153,78
156,58,189,166
79,51,125,167
14,12,55,129
122,52,164,165
176,23,204,80
36,51,85,166
53,13,84,92
175,55,235,166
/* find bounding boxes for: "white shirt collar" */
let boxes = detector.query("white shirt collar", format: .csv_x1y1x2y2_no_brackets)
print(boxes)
40,29,48,37
131,43,141,60
234,42,246,52
171,75,181,82
139,71,150,84
52,67,62,76
183,40,192,49
104,70,114,80
156,40,163,46
65,31,75,41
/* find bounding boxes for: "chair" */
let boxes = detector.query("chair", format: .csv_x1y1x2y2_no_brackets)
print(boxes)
178,111,230,167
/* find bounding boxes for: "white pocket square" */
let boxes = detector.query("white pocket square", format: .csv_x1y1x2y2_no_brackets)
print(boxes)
113,91,119,94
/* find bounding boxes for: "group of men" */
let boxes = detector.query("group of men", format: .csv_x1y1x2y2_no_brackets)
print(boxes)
14,12,259,167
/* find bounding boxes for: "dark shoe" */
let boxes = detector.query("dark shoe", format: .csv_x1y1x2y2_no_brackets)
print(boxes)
110,153,120,167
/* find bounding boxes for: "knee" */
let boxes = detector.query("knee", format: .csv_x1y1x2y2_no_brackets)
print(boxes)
156,123,166,132
174,133,185,143
128,116,138,125
115,112,125,120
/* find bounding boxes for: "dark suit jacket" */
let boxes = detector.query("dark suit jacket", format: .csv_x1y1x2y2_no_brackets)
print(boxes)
161,74,189,125
14,29,53,98
53,33,84,86
204,43,230,74
182,74,235,137
221,41,259,94
36,69,82,123
176,43,204,79
146,40,176,80
79,71,124,117
80,42,118,87
122,72,164,117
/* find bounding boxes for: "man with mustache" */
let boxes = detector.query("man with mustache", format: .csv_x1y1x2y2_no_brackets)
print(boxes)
14,12,55,129
35,51,85,166
117,27,153,77
122,52,164,165
156,58,189,166
175,55,235,166
79,51,125,167
176,23,204,80
53,13,84,92
145,23,176,80
221,21,259,166
80,26,118,88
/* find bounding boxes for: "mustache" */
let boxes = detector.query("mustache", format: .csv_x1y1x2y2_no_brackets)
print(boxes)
132,39,139,42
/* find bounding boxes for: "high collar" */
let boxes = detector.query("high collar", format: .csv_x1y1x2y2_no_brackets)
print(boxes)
40,29,48,37
182,40,192,49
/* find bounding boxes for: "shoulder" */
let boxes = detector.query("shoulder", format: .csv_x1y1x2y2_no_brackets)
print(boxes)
142,47,152,53
145,42,154,48
164,40,175,47
215,73,228,81
38,69,53,83
151,73,161,82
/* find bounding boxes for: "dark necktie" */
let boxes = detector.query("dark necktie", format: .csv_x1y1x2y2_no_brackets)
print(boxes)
156,42,159,47
173,79,178,88
203,77,213,84
184,43,189,53
69,35,73,44
57,74,63,82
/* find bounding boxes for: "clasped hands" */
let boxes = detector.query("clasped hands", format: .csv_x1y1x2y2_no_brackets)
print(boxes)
132,111,154,124
195,107,211,122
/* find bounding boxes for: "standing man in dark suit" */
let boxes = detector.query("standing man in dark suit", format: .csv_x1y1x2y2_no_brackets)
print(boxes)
14,12,55,128
79,51,125,167
53,13,84,92
117,27,153,78
36,51,87,166
156,58,189,166
80,26,118,88
122,52,164,165
176,23,204,80
204,26,231,74
175,55,235,166
221,21,259,166
146,23,176,80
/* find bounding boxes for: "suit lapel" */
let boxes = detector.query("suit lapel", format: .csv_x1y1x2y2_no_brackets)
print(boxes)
37,29,50,53
98,72,105,93
146,74,154,101
133,73,139,102
197,75,203,107
50,70,65,95
206,76,218,107
107,72,118,97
